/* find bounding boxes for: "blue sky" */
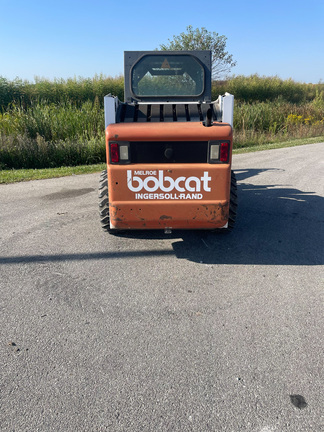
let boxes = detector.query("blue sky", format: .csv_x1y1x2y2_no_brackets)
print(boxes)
1,0,323,83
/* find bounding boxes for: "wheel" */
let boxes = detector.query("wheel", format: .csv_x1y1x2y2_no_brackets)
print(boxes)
214,170,237,233
98,170,112,232
227,170,238,230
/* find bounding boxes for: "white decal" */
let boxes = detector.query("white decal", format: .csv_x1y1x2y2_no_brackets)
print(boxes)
134,170,157,175
135,193,203,200
127,170,211,197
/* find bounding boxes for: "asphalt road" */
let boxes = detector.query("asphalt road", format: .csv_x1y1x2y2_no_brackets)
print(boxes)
0,143,323,432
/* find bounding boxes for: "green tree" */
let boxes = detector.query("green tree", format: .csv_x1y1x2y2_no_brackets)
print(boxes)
158,25,237,80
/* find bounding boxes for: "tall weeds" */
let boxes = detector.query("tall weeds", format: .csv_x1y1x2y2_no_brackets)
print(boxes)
0,100,106,169
212,74,324,103
0,100,104,140
0,134,105,169
0,75,124,111
0,75,323,169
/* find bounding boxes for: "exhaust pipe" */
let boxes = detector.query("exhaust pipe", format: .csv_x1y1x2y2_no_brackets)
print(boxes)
205,108,213,127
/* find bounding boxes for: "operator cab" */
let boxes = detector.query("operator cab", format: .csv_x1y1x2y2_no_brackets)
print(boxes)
124,51,212,104
114,51,219,124
129,53,208,101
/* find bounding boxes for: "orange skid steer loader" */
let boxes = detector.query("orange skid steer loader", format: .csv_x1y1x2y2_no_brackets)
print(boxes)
99,51,237,233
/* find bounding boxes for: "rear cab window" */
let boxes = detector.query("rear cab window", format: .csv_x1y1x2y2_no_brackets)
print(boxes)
131,54,205,98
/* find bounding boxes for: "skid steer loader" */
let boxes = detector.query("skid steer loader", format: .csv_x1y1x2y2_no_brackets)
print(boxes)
99,51,237,232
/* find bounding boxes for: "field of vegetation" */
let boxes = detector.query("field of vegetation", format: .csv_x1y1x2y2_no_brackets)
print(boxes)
0,74,323,170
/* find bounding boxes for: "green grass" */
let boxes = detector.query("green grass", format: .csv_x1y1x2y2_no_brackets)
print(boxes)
233,136,324,154
0,163,106,184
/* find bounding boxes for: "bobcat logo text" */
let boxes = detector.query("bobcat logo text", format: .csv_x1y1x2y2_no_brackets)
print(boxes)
127,170,211,200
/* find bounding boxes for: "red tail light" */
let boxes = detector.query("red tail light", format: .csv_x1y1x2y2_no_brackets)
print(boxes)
220,142,229,162
110,143,119,163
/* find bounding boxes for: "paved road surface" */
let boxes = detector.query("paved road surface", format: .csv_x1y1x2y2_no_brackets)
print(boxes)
0,143,323,431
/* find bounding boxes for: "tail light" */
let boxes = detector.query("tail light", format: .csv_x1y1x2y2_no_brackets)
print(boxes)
220,142,229,162
110,143,119,163
208,140,230,163
109,142,130,164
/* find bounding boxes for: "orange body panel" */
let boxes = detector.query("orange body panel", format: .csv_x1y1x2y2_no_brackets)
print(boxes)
106,122,233,230
106,122,232,142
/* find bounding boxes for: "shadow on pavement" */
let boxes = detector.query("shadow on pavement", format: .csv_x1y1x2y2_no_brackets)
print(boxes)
173,168,323,265
0,249,174,265
109,168,324,266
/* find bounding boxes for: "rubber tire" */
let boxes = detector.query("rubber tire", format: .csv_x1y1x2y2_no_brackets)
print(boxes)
214,170,237,233
98,170,112,232
227,170,238,230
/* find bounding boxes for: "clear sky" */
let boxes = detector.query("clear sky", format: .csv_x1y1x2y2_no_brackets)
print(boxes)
0,0,323,83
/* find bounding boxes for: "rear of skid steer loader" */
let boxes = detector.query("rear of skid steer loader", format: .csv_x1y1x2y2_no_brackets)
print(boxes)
99,51,237,232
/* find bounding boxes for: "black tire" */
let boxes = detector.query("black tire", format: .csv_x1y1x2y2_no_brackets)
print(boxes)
227,170,238,230
98,170,112,232
214,170,237,233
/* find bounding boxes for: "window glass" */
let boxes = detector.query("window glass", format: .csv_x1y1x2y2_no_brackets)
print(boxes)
131,55,205,97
